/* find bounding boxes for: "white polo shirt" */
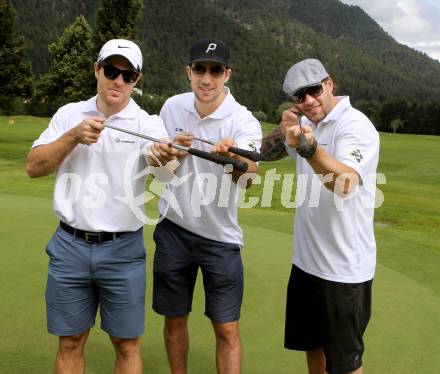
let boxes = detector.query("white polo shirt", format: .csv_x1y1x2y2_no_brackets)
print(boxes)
288,96,380,283
159,88,262,246
32,96,168,232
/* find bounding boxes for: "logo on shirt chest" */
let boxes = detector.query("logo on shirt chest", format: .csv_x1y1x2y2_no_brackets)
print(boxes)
115,138,135,144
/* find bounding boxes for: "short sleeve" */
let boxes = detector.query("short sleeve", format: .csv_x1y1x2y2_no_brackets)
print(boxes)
233,109,262,153
334,114,379,182
32,109,68,148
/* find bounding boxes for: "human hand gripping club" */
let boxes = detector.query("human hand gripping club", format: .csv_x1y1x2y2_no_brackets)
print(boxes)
104,124,248,172
72,116,106,145
210,137,258,187
190,135,262,162
282,109,317,158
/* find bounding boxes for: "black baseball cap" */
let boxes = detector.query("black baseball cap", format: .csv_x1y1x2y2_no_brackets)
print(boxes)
188,38,230,66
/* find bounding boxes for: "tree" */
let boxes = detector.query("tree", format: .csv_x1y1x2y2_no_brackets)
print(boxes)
0,0,33,114
380,99,409,132
34,15,95,115
353,100,382,128
273,102,294,124
132,92,167,115
253,110,268,123
390,118,404,134
94,0,143,56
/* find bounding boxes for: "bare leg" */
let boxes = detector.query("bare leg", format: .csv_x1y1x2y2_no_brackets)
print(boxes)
306,347,326,374
349,368,363,374
164,315,189,374
110,336,142,374
212,321,242,374
306,347,363,374
55,330,90,374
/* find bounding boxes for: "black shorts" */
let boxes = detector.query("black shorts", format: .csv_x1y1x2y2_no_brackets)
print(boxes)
152,219,243,323
285,264,372,374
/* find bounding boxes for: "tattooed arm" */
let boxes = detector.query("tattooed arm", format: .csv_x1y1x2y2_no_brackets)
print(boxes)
260,125,288,161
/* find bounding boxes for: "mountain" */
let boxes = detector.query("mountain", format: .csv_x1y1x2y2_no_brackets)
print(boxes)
9,0,440,121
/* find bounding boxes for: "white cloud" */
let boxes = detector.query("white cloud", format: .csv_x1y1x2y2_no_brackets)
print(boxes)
341,0,440,61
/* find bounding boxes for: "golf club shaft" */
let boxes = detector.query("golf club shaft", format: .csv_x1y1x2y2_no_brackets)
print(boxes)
104,124,248,172
105,123,171,146
192,137,262,162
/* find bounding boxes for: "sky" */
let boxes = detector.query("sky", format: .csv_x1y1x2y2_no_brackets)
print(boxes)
340,0,440,62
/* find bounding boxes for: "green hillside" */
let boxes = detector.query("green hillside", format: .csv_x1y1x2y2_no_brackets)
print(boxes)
10,0,440,104
6,0,440,134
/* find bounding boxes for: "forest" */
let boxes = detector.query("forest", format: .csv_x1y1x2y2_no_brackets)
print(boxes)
2,0,440,134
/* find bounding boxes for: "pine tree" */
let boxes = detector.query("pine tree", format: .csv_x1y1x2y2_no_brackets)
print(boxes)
93,0,143,57
34,15,95,114
0,0,33,113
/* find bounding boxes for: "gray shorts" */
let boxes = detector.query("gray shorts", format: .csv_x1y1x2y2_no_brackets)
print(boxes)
153,219,243,323
45,226,146,338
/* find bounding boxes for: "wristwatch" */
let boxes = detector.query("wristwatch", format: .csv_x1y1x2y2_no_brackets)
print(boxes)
297,137,317,158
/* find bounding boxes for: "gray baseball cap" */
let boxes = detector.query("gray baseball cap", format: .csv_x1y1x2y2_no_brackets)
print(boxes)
283,58,329,96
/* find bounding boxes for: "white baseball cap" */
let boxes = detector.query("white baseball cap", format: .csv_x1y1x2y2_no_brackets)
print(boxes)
97,39,143,72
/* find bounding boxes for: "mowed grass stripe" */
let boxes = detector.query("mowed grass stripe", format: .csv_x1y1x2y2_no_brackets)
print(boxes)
2,200,439,373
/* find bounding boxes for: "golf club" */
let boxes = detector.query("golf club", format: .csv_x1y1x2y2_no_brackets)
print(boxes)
298,116,313,154
104,124,249,172
191,136,262,162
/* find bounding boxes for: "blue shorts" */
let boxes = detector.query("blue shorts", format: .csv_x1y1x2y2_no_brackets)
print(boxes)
152,219,243,323
45,226,146,338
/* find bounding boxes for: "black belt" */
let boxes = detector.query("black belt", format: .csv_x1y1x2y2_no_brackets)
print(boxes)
59,221,129,244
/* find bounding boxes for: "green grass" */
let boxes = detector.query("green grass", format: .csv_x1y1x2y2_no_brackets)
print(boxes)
1,116,440,373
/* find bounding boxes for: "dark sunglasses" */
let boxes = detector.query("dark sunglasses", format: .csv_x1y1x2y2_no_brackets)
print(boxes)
290,82,325,104
100,63,140,83
190,64,226,78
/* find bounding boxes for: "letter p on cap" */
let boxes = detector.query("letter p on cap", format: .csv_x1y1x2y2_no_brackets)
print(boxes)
205,43,217,53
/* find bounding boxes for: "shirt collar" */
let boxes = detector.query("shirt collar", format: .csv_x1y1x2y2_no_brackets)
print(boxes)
82,96,100,115
182,87,235,120
82,96,140,119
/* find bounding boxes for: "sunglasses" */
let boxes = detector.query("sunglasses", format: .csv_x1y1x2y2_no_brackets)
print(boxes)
190,64,226,78
290,82,325,104
101,63,140,83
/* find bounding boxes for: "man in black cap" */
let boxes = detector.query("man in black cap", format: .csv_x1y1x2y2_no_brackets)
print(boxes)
148,37,262,374
262,58,379,374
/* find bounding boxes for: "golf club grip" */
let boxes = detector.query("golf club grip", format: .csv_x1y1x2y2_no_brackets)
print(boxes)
227,147,262,162
187,148,249,172
298,133,309,152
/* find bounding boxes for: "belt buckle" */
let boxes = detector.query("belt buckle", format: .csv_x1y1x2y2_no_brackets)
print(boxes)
84,232,102,244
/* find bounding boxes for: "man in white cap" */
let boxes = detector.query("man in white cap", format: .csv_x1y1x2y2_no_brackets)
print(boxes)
27,39,168,373
264,58,379,374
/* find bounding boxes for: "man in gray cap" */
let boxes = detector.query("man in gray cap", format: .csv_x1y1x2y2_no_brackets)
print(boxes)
27,39,168,373
263,58,379,374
